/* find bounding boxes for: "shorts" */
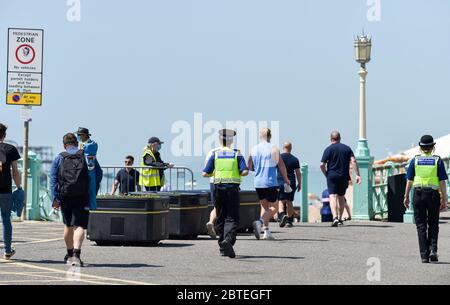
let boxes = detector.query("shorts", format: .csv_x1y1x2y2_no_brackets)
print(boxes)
255,187,279,203
61,197,90,229
327,178,349,196
278,184,296,202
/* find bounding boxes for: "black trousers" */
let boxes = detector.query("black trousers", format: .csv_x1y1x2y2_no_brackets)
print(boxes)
413,188,441,258
214,185,240,247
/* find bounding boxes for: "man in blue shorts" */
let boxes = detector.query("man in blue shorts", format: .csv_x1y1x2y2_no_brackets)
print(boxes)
277,142,302,228
320,131,361,227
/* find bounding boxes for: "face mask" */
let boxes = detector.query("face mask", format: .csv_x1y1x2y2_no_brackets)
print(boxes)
157,144,162,151
76,135,81,142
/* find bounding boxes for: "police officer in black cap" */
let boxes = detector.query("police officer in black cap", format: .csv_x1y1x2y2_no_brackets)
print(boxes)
404,135,448,263
202,129,249,258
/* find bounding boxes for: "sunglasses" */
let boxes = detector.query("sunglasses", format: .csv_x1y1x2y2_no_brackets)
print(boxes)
124,161,133,164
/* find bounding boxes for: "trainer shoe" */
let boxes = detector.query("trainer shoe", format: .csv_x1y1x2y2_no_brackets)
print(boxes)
331,218,339,227
3,248,16,260
64,254,73,265
71,256,84,267
279,215,288,228
338,219,344,226
430,252,439,263
286,222,293,228
206,222,216,238
220,240,236,258
252,221,262,240
422,257,430,263
262,230,275,240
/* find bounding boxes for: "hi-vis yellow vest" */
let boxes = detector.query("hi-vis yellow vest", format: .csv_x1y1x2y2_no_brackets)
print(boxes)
413,153,440,189
213,147,241,185
139,148,161,187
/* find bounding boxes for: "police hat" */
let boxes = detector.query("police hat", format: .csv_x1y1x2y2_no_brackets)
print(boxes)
419,135,436,147
219,129,236,140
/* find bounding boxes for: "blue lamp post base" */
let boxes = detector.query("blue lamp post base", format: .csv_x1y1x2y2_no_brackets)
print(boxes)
353,139,374,221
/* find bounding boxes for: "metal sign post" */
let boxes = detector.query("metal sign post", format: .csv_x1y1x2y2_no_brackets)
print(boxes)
6,28,43,220
20,106,32,220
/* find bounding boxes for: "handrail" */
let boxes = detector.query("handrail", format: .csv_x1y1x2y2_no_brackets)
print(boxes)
371,156,450,220
99,166,195,194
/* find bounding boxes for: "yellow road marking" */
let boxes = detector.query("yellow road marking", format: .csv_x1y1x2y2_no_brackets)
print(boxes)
18,238,64,245
0,280,68,284
0,261,156,285
0,271,119,285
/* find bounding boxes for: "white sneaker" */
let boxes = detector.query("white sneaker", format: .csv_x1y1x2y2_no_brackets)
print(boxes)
262,230,275,240
206,222,216,238
252,221,262,240
3,248,16,260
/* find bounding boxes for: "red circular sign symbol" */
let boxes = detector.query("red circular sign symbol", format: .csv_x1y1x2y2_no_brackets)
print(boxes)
15,44,36,65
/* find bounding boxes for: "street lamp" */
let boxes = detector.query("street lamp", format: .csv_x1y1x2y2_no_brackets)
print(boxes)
355,34,372,69
352,33,374,221
354,33,372,154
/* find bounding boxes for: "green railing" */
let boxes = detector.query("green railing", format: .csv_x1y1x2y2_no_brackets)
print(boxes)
372,156,450,220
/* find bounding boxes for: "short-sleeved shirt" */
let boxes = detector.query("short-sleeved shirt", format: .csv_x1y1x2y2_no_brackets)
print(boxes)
321,143,355,181
115,169,140,194
203,148,248,186
205,147,221,184
251,142,279,188
406,156,448,181
0,143,21,194
277,153,300,187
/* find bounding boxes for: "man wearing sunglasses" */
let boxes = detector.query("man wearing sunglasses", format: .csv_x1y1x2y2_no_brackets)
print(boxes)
111,156,141,195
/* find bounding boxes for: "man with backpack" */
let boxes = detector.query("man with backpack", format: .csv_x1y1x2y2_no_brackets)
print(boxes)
50,133,91,267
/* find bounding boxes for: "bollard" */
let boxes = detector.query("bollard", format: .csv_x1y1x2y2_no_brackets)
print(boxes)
353,140,375,220
300,163,308,223
18,151,42,221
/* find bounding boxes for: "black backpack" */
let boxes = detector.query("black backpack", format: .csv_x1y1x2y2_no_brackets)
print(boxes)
58,150,89,198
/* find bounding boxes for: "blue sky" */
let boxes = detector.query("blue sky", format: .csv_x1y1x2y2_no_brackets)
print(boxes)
1,0,449,173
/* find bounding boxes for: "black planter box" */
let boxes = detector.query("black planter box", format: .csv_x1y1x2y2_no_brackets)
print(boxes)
87,195,170,246
167,192,210,239
238,190,261,232
204,189,261,234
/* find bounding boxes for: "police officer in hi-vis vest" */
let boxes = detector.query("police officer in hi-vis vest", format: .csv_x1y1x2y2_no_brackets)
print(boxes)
202,129,249,258
404,135,448,263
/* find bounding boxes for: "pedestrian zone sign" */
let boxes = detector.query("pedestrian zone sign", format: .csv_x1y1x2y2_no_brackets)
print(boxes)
6,28,44,106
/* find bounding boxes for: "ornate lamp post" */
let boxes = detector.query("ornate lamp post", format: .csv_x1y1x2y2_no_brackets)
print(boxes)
354,34,372,154
353,33,374,220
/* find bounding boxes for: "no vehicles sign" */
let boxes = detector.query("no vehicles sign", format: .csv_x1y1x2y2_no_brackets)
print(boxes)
6,28,44,106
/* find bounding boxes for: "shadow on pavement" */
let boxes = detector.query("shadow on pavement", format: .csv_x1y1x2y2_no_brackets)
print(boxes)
237,255,304,260
274,238,329,242
14,259,163,268
90,242,194,248
337,224,393,228
158,243,195,248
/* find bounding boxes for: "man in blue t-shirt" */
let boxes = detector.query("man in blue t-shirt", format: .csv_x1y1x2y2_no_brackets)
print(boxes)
277,142,302,228
320,131,361,227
